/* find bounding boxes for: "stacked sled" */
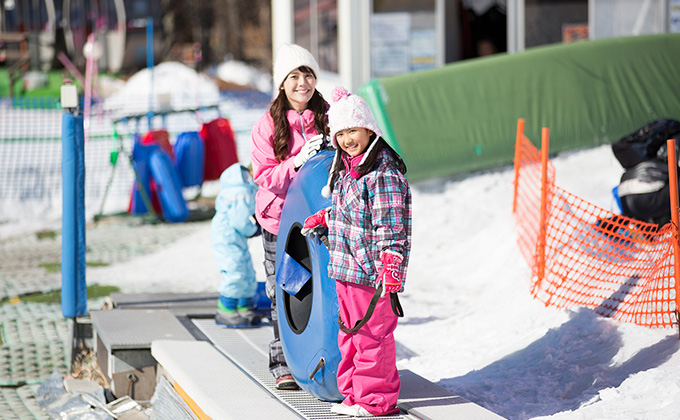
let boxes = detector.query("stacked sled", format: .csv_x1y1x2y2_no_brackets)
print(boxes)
129,117,239,222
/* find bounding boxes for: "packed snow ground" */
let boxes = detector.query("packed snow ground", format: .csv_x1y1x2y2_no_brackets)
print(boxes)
85,144,680,420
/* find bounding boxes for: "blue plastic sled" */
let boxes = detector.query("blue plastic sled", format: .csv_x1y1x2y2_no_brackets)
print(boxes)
129,137,156,215
173,131,205,188
149,148,189,223
275,150,343,402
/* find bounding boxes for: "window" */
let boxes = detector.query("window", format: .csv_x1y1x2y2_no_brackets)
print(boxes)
371,0,437,77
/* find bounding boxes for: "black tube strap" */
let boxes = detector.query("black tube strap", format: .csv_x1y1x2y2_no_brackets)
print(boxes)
337,283,404,334
390,293,404,318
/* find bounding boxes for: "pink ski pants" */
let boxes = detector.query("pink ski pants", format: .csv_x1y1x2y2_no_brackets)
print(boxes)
336,280,400,416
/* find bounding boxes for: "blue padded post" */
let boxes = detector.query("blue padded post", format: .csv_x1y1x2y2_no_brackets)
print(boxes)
61,112,88,318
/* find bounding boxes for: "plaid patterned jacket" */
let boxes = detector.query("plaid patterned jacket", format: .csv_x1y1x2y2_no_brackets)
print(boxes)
327,148,412,289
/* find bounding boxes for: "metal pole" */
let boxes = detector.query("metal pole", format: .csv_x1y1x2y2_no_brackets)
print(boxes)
507,0,517,53
517,0,525,52
147,17,154,128
271,0,295,59
83,33,95,143
310,0,318,60
435,0,445,67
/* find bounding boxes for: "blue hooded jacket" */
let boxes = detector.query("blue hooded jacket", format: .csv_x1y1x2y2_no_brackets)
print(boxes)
210,163,259,298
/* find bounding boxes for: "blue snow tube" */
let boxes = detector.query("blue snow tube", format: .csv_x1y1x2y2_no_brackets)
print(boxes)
275,150,343,402
173,131,205,188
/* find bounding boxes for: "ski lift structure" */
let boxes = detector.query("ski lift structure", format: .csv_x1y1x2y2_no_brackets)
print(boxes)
63,0,162,73
62,0,126,73
0,0,56,93
1,0,162,76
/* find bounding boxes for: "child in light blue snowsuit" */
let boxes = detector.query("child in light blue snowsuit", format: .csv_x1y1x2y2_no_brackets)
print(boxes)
210,163,261,328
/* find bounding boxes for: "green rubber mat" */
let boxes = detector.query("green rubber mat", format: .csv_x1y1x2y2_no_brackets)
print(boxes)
0,303,69,386
0,302,64,322
0,272,61,301
0,235,61,300
0,218,206,299
0,384,48,420
82,218,204,265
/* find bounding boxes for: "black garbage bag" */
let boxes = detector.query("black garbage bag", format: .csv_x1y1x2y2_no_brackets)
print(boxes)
612,118,680,169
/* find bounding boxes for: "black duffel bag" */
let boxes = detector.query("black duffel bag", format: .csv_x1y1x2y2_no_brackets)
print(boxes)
612,118,680,169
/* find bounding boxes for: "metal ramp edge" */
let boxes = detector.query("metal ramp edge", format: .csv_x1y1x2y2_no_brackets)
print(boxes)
192,319,505,420
151,339,301,420
192,319,407,420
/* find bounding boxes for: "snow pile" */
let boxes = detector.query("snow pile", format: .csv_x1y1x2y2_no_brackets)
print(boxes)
215,60,272,93
97,75,126,99
104,61,221,118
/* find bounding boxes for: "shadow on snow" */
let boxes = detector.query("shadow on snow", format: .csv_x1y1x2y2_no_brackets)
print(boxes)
437,308,678,420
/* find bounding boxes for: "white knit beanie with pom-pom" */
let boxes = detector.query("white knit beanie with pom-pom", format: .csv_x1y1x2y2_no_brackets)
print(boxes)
273,44,320,90
321,86,384,198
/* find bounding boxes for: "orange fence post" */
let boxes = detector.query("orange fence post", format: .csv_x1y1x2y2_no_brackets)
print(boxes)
516,131,678,328
666,139,680,337
537,127,550,288
513,118,525,213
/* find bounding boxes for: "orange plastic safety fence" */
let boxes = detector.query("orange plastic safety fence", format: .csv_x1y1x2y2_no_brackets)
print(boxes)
513,130,678,328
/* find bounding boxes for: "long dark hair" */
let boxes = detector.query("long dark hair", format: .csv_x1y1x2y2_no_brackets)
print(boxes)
327,135,407,194
269,66,329,162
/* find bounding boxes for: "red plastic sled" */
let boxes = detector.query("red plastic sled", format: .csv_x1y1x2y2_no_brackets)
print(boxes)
199,117,239,181
142,130,174,160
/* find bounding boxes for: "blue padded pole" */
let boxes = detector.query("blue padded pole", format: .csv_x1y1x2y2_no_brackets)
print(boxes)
61,111,88,318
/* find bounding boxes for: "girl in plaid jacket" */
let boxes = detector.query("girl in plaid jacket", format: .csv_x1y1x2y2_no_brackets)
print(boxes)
303,86,412,417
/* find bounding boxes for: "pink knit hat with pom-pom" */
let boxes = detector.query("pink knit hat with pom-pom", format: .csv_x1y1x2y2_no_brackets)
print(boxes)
321,87,384,197
327,86,383,147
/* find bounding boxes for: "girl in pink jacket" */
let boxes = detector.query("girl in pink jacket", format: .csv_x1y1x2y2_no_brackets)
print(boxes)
250,43,329,390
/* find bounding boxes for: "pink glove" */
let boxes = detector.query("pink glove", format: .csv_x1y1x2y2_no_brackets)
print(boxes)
378,250,403,296
301,208,329,237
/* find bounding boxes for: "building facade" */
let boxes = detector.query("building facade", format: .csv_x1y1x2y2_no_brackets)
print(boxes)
273,0,678,95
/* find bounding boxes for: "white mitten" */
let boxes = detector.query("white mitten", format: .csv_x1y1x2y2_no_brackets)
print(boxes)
294,134,324,168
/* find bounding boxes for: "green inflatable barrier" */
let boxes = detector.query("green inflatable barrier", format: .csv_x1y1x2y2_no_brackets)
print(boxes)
359,33,680,182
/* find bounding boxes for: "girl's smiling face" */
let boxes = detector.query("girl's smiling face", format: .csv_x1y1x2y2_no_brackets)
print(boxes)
336,128,373,157
282,68,316,111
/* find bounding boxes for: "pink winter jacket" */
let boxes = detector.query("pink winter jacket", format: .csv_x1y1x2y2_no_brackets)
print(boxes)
251,108,321,235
